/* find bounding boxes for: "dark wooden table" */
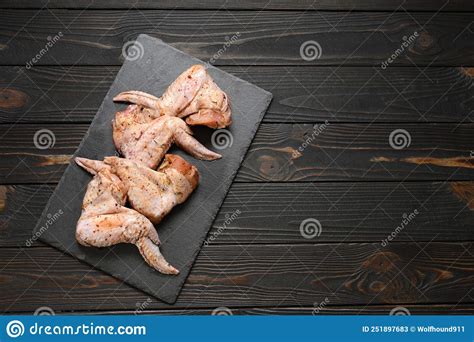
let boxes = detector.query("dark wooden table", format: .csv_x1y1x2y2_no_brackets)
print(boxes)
0,1,473,315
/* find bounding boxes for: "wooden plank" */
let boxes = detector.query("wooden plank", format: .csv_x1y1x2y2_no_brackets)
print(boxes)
1,10,473,66
2,0,473,11
242,123,474,181
85,304,474,315
0,66,117,124
0,243,472,311
10,304,474,315
2,182,473,247
1,66,473,124
0,123,473,183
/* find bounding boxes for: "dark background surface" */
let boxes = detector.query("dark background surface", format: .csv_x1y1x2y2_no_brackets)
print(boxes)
0,1,473,315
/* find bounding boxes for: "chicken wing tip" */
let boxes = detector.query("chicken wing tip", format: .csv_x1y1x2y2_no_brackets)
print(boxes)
75,156,90,169
202,153,222,161
75,157,110,175
137,237,180,275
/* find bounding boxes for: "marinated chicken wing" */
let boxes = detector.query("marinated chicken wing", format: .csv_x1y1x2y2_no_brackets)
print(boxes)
104,154,199,224
114,64,232,129
113,111,220,169
75,157,179,275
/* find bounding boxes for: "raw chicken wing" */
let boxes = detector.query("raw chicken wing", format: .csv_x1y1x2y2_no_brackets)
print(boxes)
75,157,179,275
114,64,232,129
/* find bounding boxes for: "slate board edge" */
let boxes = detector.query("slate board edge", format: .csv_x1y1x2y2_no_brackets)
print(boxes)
33,34,273,304
170,89,273,303
137,35,272,98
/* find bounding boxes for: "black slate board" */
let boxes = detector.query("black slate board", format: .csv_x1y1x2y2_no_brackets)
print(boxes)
33,34,272,304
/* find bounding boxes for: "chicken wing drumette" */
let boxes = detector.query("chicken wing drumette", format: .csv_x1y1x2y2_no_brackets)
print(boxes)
75,157,179,275
104,154,199,224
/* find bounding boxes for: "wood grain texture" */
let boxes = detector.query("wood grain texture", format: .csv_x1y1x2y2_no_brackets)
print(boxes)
2,182,473,247
9,304,474,315
0,2,473,314
0,242,472,312
87,304,474,315
0,123,472,183
2,0,473,11
1,66,473,124
0,10,473,66
241,123,474,181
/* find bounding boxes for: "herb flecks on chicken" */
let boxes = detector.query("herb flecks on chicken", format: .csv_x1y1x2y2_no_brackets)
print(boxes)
114,64,232,129
75,157,179,275
113,112,221,169
104,154,199,224
74,65,231,275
